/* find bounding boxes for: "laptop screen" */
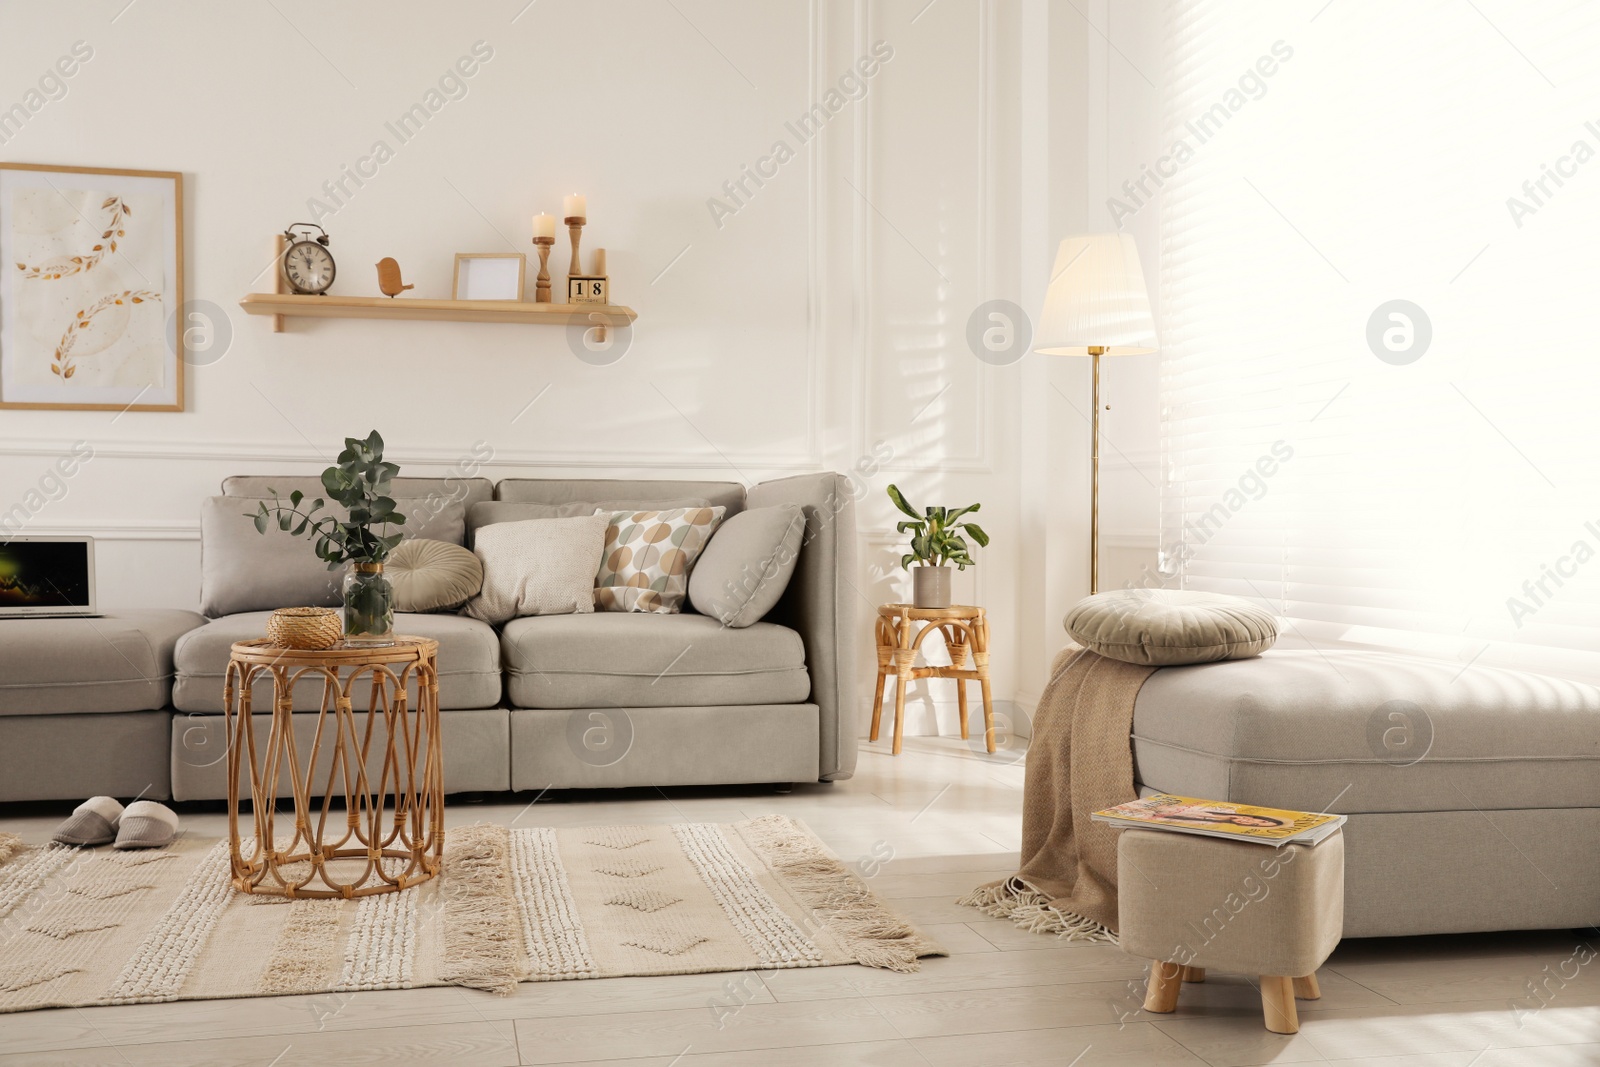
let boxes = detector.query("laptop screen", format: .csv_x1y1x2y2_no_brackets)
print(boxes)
0,539,93,611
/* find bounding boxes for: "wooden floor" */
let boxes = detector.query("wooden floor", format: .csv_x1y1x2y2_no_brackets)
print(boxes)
2,737,1597,1066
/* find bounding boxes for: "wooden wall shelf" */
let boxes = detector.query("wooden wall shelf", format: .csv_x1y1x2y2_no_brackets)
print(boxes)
240,292,636,327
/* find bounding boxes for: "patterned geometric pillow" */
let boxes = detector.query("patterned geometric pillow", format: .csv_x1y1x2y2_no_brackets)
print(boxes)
594,506,726,613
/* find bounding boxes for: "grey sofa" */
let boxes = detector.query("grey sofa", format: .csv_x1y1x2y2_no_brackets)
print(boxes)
0,472,858,804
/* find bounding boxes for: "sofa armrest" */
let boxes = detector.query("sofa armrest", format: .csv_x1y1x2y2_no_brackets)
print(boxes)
746,472,859,781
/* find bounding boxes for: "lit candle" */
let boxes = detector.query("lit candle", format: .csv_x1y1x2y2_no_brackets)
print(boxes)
563,193,586,219
532,212,556,240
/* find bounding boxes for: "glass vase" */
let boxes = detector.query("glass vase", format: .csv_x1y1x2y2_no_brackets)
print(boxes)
342,562,395,646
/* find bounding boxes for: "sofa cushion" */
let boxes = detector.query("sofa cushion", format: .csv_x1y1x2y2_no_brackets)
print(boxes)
502,612,810,709
173,611,502,712
223,474,494,532
200,496,466,618
495,478,745,518
595,506,725,614
688,504,805,627
467,498,710,545
0,609,205,716
388,538,483,612
463,516,609,624
1132,649,1600,814
1066,588,1278,666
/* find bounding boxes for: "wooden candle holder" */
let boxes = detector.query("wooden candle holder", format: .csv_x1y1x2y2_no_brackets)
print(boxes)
565,215,586,288
532,236,555,303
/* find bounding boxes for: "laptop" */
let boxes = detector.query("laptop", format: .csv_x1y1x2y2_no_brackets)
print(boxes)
0,536,99,618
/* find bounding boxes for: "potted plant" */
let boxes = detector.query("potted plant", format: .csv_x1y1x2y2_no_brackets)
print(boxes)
250,430,407,646
887,484,989,609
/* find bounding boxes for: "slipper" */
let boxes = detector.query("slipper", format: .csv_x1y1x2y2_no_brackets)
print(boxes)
113,801,180,850
52,796,124,847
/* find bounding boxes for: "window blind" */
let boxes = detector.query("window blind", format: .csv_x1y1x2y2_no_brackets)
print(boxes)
1158,0,1600,680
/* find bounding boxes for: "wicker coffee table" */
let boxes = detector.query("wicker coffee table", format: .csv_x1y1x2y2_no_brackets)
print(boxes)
223,636,444,899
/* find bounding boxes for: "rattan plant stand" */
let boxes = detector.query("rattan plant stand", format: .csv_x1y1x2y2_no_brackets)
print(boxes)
871,603,994,755
224,637,444,899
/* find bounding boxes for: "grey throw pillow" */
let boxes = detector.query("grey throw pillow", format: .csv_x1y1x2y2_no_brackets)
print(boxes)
199,496,466,618
387,538,483,612
1064,588,1279,665
687,504,805,627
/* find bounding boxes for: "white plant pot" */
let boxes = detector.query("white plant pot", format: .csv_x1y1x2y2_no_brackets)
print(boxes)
913,566,952,609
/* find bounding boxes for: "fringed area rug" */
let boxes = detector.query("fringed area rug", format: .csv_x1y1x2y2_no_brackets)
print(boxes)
0,816,944,1013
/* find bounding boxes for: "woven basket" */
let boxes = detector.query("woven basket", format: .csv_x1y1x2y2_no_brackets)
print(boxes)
266,607,342,651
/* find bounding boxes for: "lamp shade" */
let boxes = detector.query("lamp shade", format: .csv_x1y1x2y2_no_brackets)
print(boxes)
1034,233,1158,356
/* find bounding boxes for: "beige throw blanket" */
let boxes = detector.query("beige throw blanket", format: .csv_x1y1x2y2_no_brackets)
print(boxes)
961,647,1157,941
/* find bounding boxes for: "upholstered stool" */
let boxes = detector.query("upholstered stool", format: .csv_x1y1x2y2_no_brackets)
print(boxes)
1118,827,1344,1034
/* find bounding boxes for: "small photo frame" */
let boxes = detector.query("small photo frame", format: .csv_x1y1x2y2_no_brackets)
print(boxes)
0,162,185,411
453,253,526,301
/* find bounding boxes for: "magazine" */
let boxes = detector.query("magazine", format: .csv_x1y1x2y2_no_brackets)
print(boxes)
1090,793,1345,847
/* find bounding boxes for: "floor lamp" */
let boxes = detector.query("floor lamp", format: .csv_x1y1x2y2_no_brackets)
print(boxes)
1034,233,1158,594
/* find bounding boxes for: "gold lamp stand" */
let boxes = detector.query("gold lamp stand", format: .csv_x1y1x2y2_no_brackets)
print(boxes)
1089,345,1104,594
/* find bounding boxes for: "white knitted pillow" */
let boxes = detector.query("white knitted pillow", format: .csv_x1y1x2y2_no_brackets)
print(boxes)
462,515,609,625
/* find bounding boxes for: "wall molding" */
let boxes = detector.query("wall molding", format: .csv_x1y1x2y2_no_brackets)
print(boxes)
8,521,200,541
0,437,828,473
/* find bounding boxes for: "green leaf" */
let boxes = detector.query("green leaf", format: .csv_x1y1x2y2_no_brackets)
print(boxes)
277,512,291,531
253,512,267,535
946,503,980,523
962,522,990,547
900,553,915,570
886,484,921,520
289,489,303,507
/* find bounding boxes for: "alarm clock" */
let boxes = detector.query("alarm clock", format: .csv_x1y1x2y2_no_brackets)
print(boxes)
281,223,336,295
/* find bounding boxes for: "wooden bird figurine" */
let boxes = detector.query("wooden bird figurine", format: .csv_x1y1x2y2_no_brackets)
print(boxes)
375,258,413,298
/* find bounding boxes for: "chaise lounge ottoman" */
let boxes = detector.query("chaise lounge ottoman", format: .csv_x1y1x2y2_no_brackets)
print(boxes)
0,609,206,802
1131,648,1600,937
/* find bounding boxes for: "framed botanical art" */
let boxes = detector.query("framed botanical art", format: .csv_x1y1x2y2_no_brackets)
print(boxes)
0,163,184,411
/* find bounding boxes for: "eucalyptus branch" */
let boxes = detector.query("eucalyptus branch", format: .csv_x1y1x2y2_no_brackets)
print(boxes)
249,429,407,569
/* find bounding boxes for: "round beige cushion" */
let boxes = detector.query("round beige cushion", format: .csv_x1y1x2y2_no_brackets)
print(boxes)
1064,589,1278,666
386,538,483,613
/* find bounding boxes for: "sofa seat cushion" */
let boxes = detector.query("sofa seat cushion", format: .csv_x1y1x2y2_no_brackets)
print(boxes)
503,612,810,709
173,611,502,712
0,609,206,716
1132,649,1600,815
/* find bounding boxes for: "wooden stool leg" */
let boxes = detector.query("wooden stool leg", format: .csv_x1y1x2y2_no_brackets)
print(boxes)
891,672,907,755
1293,973,1321,1000
1259,975,1299,1034
869,667,887,742
973,614,995,753
1143,960,1183,1013
1182,966,1205,983
870,617,891,743
891,617,914,756
955,671,970,741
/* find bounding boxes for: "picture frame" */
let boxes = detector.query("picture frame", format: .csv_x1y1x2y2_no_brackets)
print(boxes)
452,252,526,302
0,162,184,412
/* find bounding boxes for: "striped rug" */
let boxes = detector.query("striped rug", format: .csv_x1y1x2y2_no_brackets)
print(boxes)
0,816,944,1013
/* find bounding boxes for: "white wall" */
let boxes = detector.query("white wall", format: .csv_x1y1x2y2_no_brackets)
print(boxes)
0,1,1157,737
